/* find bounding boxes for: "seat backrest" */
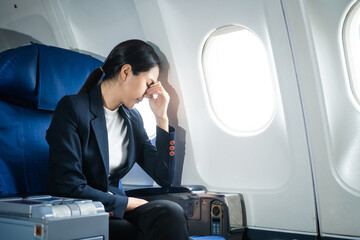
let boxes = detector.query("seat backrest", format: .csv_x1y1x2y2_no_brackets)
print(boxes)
0,43,102,197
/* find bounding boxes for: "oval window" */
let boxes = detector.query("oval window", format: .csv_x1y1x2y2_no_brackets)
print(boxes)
202,25,275,134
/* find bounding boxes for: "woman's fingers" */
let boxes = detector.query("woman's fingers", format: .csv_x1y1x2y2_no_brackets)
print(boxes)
145,82,170,101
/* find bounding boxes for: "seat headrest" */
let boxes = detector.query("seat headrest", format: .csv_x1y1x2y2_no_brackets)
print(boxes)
0,43,103,110
37,44,102,110
0,44,38,106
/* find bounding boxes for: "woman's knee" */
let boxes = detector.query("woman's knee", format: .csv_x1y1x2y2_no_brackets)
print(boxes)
152,200,187,223
109,217,138,240
126,200,189,240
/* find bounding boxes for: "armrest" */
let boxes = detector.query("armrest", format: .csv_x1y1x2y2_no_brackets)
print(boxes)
125,185,207,197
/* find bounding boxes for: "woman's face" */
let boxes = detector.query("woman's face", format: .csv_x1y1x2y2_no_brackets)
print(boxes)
122,65,159,109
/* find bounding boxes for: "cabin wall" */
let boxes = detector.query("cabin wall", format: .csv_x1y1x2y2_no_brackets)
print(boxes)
0,0,145,56
0,0,58,51
134,0,317,234
1,0,360,238
283,0,360,237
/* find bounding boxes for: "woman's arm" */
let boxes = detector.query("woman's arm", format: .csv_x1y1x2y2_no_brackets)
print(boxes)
136,81,175,186
145,81,170,132
133,108,176,187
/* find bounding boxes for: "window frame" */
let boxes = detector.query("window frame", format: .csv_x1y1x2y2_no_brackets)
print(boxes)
201,25,276,135
343,1,360,105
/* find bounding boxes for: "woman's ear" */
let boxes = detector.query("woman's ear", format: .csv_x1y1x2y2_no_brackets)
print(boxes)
120,64,132,81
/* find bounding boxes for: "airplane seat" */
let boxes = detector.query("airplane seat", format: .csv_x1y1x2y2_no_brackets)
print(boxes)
0,43,109,240
0,43,102,197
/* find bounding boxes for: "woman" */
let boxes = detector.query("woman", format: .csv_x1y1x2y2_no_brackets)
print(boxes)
46,40,189,240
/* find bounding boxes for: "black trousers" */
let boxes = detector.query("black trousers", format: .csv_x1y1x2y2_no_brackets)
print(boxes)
109,200,189,240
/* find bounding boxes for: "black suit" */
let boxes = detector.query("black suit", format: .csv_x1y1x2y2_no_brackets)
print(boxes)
46,85,176,219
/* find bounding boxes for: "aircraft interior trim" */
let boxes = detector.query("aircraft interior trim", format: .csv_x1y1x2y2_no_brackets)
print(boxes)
1,0,360,239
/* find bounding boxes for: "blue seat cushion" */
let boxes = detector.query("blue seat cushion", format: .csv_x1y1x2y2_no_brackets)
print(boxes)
0,101,52,196
0,44,102,196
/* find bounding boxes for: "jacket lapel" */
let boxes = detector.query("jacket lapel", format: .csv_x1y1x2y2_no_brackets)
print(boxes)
89,85,109,176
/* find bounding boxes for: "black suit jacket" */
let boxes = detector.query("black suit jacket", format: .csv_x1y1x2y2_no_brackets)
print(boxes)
46,85,176,218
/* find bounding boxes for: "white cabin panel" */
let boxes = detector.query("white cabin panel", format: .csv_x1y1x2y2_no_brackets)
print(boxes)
0,0,146,57
0,0,58,50
62,0,145,56
284,0,360,237
135,0,317,233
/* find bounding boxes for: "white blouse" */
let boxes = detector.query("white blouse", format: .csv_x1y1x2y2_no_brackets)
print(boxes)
103,106,129,174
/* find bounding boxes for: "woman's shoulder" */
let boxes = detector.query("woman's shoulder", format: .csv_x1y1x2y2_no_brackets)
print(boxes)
58,92,89,106
54,93,90,116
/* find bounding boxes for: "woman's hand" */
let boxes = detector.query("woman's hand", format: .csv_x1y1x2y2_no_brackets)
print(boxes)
126,197,148,211
144,82,170,132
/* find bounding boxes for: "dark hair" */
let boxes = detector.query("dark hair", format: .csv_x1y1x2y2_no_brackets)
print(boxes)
78,39,161,94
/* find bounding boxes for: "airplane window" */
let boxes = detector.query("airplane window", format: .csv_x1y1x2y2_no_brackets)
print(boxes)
343,1,360,105
202,26,275,134
135,99,157,139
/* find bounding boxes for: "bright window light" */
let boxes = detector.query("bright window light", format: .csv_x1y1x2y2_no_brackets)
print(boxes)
202,25,275,134
135,98,156,139
343,1,360,105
